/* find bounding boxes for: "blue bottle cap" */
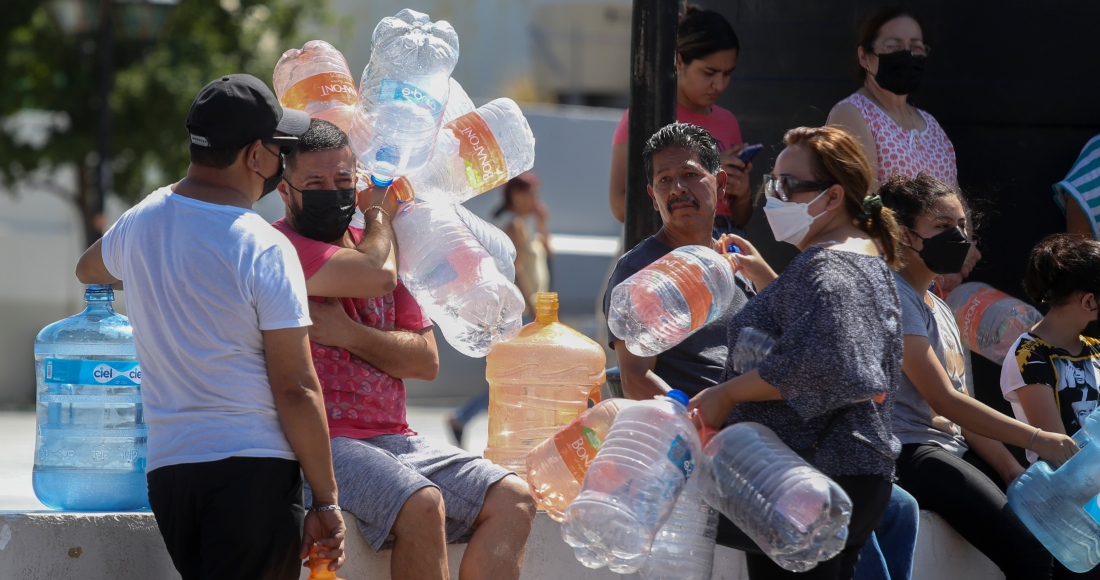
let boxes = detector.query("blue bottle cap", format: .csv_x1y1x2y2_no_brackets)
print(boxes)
727,243,741,254
666,389,690,407
370,174,394,187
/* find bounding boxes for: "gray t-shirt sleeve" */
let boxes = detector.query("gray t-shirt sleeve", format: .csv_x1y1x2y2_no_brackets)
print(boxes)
896,278,931,338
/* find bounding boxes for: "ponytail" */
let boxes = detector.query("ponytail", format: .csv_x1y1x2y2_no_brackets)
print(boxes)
856,195,903,269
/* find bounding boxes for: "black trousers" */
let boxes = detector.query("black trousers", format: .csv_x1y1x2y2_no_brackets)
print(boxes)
716,474,894,580
896,443,1055,580
147,457,305,580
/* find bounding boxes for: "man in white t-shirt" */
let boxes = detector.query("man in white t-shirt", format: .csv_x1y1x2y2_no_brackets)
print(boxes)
76,74,346,579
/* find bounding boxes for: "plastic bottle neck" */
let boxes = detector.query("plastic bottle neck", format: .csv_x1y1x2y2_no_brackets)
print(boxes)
83,285,116,314
534,292,559,324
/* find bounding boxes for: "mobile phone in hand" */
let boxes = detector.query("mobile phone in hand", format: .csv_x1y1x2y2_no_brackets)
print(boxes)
736,143,764,165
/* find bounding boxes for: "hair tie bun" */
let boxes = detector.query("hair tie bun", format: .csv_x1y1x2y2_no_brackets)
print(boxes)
858,194,883,221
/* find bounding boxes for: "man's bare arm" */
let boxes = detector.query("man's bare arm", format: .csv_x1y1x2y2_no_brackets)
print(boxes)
306,298,439,381
307,188,399,299
76,239,120,285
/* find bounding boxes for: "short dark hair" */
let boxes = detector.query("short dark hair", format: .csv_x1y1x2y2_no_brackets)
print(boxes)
678,4,739,65
189,143,245,169
642,122,721,184
285,118,350,170
855,6,924,84
1025,234,1100,306
878,173,966,229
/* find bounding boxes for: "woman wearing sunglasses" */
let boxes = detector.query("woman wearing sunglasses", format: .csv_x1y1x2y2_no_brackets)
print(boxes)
827,7,978,296
691,126,903,580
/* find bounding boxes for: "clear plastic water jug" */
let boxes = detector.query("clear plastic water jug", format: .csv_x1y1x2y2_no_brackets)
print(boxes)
33,285,148,510
525,398,635,521
273,40,358,131
945,282,1043,364
1008,410,1100,572
608,245,738,357
561,390,700,573
639,474,719,580
484,292,606,478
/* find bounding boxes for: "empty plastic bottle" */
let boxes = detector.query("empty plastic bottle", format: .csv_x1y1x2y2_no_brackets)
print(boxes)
729,327,778,375
32,285,149,511
273,40,358,132
484,292,606,478
525,398,636,521
561,390,701,574
348,9,459,186
388,98,536,204
453,203,517,283
697,422,852,572
608,245,738,357
392,200,525,357
945,282,1043,364
1008,410,1100,572
639,475,719,580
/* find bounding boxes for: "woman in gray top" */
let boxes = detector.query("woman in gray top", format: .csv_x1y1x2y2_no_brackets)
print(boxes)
878,174,1078,580
691,126,903,580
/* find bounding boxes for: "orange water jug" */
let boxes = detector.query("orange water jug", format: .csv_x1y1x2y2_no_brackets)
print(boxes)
306,543,343,580
525,398,635,520
484,292,606,478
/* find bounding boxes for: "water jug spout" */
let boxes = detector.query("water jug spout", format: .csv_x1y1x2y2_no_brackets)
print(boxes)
534,292,559,324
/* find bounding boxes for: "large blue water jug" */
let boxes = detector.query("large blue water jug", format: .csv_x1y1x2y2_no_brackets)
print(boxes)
33,284,149,510
1007,412,1099,572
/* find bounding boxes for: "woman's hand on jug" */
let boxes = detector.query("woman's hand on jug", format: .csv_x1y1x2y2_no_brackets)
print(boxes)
716,233,777,290
1031,430,1079,469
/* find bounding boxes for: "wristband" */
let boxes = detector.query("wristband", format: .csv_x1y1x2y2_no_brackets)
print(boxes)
1026,427,1041,451
311,504,341,512
365,205,390,220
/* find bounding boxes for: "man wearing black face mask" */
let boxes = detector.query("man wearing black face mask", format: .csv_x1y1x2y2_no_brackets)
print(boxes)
272,119,537,580
75,74,347,577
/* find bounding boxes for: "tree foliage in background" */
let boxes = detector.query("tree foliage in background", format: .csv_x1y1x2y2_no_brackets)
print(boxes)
0,0,331,246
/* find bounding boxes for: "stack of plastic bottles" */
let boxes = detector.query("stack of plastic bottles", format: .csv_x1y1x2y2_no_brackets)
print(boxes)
484,292,606,478
945,282,1043,364
349,9,460,187
608,245,738,356
525,398,634,520
33,285,149,511
392,199,525,357
561,390,701,573
1008,410,1100,572
273,40,358,132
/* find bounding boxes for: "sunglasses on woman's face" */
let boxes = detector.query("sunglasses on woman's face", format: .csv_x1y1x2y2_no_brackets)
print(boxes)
762,174,835,202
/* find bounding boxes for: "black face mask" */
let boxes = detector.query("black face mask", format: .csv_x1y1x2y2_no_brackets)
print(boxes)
287,182,357,243
871,50,926,95
256,146,285,200
910,226,972,275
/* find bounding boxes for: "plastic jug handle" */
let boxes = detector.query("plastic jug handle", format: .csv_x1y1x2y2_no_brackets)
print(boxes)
588,382,603,405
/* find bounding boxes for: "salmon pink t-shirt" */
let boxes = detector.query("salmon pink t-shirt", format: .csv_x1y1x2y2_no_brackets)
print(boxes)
613,104,743,216
272,219,433,440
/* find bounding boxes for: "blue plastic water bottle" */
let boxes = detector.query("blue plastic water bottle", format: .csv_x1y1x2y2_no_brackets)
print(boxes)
1007,412,1099,572
32,284,149,510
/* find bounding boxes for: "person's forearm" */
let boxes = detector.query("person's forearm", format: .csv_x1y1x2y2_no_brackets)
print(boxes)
621,369,671,401
272,381,338,505
356,208,398,275
963,428,1024,485
337,326,438,381
718,370,783,407
930,389,1036,449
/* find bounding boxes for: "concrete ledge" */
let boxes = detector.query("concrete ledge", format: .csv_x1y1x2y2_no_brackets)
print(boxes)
0,510,1003,579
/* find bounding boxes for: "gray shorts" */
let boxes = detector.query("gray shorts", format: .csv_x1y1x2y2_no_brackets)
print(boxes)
304,435,512,551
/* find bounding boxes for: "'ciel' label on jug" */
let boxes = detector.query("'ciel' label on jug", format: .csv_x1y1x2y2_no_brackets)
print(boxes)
45,359,141,386
1084,493,1100,526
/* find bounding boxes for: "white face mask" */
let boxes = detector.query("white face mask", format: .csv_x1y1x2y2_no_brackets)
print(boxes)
762,190,829,246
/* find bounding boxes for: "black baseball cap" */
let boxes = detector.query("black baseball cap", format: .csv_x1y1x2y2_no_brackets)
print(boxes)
186,74,310,150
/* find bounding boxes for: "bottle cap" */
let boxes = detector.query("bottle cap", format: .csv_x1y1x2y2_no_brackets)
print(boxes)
666,389,690,407
370,174,394,187
727,243,741,254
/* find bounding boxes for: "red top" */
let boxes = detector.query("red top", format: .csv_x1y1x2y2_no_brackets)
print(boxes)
272,219,433,440
613,104,743,217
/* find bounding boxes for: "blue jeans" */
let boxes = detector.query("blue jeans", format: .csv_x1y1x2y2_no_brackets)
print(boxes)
853,484,919,580
452,388,489,427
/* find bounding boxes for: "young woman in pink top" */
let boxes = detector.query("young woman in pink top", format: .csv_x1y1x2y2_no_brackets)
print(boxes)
608,5,753,237
828,6,979,294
